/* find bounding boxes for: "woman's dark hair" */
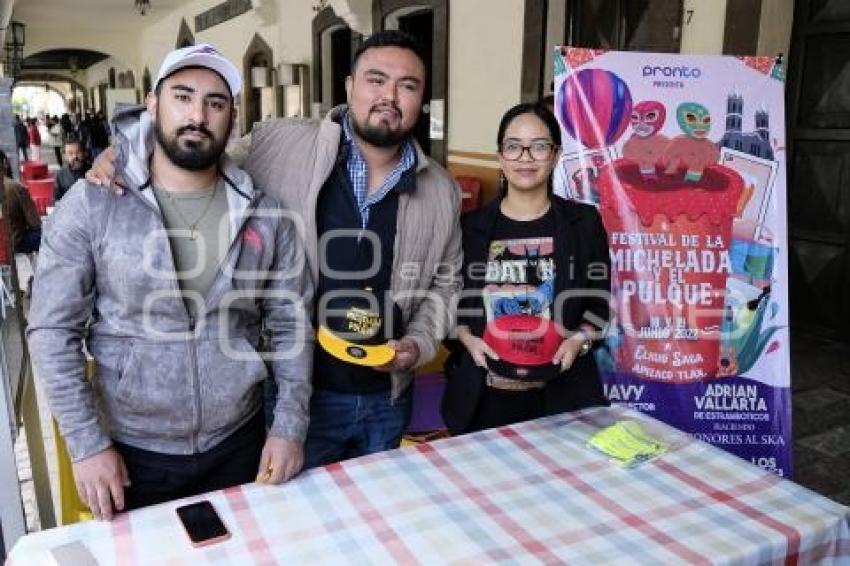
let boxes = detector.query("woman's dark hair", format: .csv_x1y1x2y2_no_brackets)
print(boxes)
496,102,562,196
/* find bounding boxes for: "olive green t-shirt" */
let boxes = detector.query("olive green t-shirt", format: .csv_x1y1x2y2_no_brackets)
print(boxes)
152,177,229,317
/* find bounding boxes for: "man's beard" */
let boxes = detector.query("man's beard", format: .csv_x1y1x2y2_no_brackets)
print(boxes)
154,116,230,171
350,105,412,148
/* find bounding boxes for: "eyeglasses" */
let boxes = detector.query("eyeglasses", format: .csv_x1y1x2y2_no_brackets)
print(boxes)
499,141,556,161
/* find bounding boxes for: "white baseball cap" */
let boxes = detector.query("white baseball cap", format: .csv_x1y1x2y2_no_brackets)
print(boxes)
154,43,242,97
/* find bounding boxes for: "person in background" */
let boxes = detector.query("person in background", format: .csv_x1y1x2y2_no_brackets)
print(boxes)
0,151,42,253
15,115,29,162
60,113,75,141
442,102,611,434
47,115,64,166
27,118,42,162
74,112,91,151
89,110,111,159
54,138,89,202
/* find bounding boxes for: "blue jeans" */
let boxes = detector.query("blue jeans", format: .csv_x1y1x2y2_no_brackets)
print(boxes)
303,387,413,469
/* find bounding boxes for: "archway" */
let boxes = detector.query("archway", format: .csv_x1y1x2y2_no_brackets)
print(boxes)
11,83,68,166
241,33,274,132
11,83,68,117
312,7,360,117
19,49,111,112
14,72,90,111
176,19,195,48
14,82,66,98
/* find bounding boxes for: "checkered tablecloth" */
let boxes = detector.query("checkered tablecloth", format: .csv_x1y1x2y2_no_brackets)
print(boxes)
7,405,850,565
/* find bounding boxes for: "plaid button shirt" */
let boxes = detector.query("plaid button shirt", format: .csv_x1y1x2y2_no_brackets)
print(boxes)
342,113,416,228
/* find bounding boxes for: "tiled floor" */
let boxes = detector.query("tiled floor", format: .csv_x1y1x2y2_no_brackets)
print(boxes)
11,329,850,534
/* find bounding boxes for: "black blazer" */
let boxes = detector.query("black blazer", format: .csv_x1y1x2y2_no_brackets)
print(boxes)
441,195,611,434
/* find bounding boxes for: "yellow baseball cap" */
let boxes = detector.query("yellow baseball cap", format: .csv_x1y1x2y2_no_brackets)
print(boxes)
316,292,401,367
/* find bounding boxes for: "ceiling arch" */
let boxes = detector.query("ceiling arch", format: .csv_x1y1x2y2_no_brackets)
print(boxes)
13,72,88,95
21,49,110,72
13,71,91,109
13,81,69,101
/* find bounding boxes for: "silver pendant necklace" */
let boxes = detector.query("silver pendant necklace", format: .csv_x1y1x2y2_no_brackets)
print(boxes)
161,182,218,240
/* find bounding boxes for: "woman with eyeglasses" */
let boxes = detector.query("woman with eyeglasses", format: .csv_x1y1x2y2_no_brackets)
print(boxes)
442,102,611,434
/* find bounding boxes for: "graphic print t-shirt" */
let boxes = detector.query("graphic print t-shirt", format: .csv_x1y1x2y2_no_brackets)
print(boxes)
483,208,557,325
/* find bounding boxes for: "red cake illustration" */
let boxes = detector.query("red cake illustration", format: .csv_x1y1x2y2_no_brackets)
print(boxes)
598,160,743,382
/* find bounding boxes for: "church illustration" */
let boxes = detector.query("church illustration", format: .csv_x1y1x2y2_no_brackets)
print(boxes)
719,93,774,160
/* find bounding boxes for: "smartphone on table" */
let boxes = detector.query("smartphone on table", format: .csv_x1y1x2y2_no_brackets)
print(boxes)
175,500,231,547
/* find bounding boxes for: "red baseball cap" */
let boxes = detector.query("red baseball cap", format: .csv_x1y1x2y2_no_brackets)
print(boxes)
483,315,564,382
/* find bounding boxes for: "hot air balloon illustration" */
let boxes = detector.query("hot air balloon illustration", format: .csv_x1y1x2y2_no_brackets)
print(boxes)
558,68,633,150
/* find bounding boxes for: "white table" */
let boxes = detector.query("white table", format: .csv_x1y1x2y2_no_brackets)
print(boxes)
7,405,850,564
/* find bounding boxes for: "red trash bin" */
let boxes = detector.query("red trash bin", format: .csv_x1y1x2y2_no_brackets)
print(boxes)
26,177,55,216
21,161,49,182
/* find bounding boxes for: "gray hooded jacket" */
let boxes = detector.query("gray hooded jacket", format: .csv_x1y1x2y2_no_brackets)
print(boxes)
27,106,314,462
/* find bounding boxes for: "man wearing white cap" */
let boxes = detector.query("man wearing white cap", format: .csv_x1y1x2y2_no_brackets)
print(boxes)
28,44,314,519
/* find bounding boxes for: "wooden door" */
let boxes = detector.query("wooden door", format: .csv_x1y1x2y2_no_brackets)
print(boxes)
787,0,850,340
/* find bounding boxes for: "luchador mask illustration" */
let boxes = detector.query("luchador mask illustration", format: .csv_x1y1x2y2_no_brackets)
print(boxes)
677,102,711,138
630,101,666,138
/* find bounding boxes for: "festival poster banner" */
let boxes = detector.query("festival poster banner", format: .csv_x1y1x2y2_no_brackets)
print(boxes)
553,48,792,477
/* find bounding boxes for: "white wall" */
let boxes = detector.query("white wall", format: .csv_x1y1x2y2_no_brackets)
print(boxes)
757,0,794,58
137,0,317,132
680,0,728,54
25,0,789,154
447,0,525,154
274,0,315,66
139,0,276,83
